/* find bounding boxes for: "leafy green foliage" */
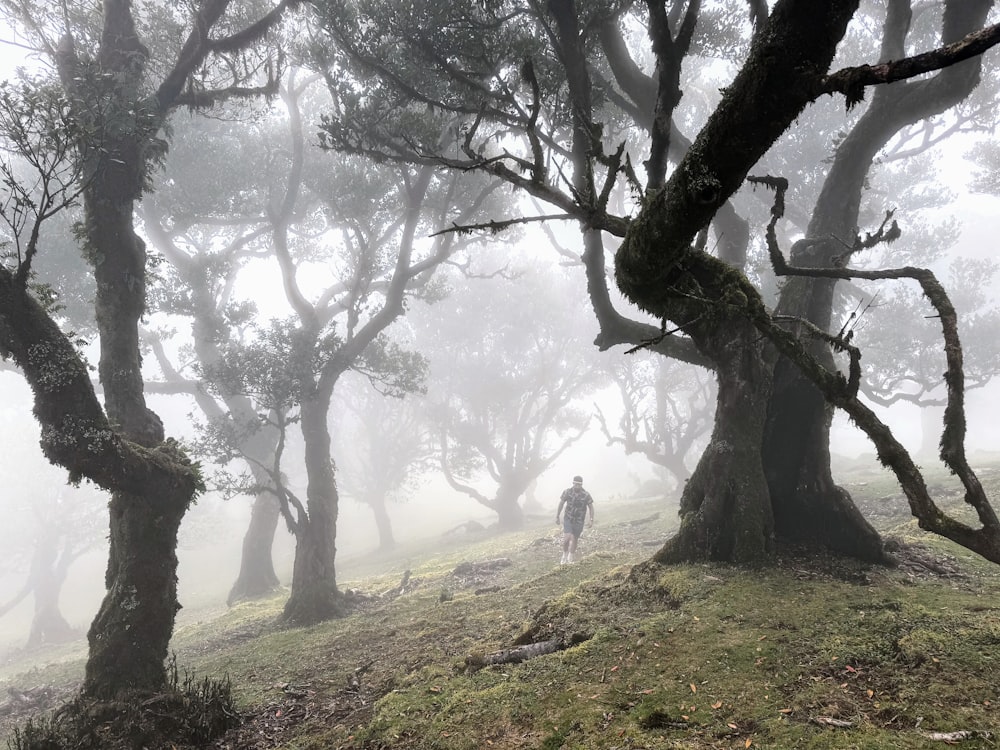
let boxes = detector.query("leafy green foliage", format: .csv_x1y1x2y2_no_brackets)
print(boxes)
0,79,86,274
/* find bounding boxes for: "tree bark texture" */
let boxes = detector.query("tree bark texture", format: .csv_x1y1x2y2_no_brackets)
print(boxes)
656,321,774,563
79,132,196,702
83,486,187,696
0,250,201,699
615,0,861,316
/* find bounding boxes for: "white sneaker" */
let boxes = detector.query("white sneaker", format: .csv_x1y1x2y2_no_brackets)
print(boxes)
559,552,568,565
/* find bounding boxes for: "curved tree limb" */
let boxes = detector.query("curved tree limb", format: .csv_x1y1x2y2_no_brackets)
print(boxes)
820,22,1000,108
753,178,1000,562
0,268,203,498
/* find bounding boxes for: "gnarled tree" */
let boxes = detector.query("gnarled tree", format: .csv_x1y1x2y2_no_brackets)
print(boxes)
312,0,1000,564
0,0,301,701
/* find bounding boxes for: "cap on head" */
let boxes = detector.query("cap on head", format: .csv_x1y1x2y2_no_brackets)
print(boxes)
573,475,583,484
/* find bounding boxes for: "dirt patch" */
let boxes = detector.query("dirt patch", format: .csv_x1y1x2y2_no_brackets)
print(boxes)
213,681,375,749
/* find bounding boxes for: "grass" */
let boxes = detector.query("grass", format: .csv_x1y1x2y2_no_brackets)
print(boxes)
2,462,1000,749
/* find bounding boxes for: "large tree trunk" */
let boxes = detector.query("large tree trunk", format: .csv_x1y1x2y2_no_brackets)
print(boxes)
655,324,774,563
763,243,887,562
227,487,281,605
764,355,887,561
762,0,991,562
283,395,343,625
0,241,199,700
80,177,197,697
492,484,525,531
83,486,188,697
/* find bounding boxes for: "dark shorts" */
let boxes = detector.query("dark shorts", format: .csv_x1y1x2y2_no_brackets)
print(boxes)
563,518,585,538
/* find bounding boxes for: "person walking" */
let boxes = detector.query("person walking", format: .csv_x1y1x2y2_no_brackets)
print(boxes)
556,475,594,564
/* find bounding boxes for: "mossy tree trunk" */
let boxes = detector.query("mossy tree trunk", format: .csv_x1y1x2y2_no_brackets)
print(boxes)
5,0,298,709
656,321,774,563
763,0,991,561
83,485,189,696
79,181,198,698
0,267,203,698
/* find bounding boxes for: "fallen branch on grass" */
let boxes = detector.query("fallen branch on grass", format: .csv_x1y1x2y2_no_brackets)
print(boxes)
811,716,853,728
452,558,512,577
923,730,993,742
464,638,566,673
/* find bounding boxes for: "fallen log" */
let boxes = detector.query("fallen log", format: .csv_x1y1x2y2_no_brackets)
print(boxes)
465,639,565,673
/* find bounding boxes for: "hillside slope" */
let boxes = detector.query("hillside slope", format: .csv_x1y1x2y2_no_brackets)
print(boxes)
2,462,1000,749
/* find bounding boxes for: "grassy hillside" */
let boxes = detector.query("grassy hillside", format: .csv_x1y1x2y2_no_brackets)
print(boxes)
2,459,1000,749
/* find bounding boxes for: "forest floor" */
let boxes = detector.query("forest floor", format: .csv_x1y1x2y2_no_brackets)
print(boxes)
2,454,1000,749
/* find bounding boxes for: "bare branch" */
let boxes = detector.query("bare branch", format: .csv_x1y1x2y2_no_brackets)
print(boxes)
429,213,575,238
820,23,1000,109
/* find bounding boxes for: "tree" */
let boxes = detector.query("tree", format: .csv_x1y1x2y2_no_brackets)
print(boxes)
0,418,105,648
414,255,606,530
332,373,434,551
0,75,207,709
759,1,1000,561
312,0,1000,564
139,111,289,606
182,69,502,624
0,0,301,703
596,353,714,491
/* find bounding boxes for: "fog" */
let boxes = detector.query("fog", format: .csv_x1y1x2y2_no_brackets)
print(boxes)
1,3,999,711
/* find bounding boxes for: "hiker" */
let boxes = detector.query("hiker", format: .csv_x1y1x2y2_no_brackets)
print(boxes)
556,475,594,564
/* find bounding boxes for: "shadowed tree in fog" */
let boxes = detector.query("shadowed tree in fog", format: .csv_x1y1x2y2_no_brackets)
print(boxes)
139,113,290,607
0,0,300,705
332,373,435,552
596,354,714,492
312,0,1000,564
413,258,606,530
757,1,1000,562
0,431,105,648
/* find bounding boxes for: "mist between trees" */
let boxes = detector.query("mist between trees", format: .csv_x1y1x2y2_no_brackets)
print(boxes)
0,0,999,745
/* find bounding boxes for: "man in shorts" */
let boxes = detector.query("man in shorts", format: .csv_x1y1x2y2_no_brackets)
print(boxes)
556,475,594,564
